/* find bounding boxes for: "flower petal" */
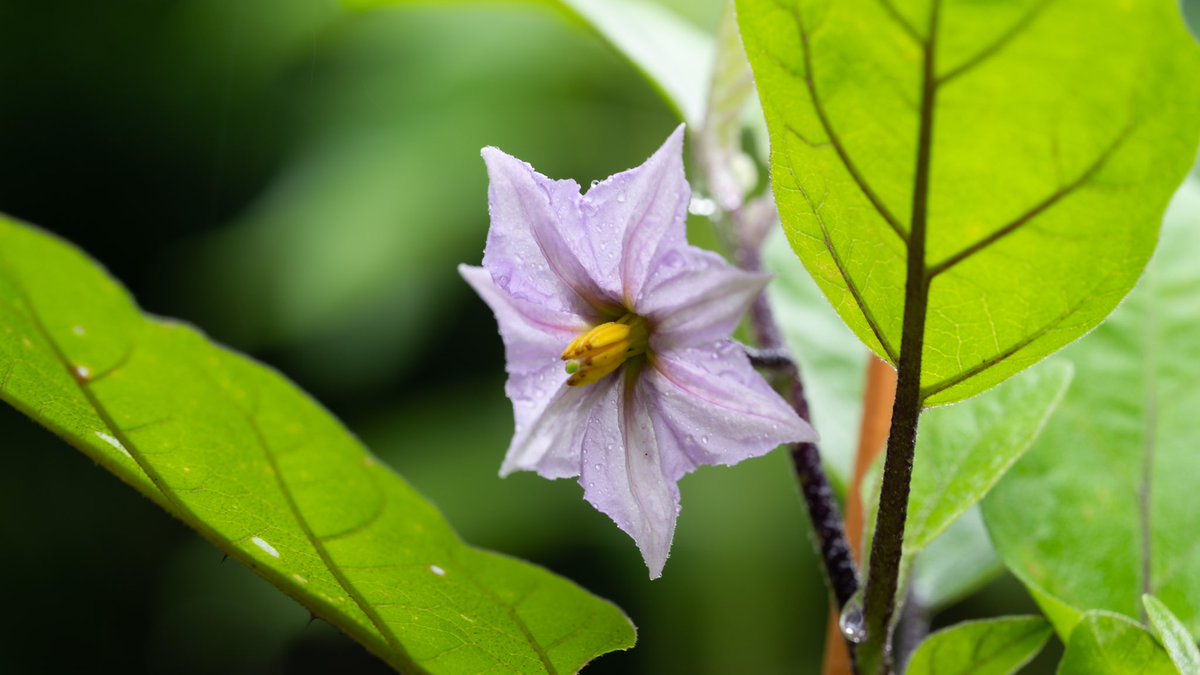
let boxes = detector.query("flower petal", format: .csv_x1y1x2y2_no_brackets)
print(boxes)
580,371,678,579
481,147,615,316
460,264,591,479
459,264,585,374
643,341,817,481
501,381,604,480
638,247,770,349
582,125,691,306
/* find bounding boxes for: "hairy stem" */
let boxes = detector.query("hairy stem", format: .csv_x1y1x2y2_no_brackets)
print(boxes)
822,357,898,675
738,242,860,615
858,2,940,672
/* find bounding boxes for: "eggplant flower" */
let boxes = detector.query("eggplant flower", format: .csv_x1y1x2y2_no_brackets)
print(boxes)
459,126,816,578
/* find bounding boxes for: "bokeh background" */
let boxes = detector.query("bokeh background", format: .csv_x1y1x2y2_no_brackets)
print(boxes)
2,1,1197,673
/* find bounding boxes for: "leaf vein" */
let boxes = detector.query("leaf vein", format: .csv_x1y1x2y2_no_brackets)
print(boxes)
765,4,909,243
938,0,1058,86
928,123,1134,278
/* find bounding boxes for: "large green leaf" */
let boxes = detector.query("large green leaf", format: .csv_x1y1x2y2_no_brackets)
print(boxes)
1144,595,1200,674
1058,612,1175,675
983,177,1200,642
905,616,1051,675
737,0,1200,406
344,0,713,126
0,215,635,673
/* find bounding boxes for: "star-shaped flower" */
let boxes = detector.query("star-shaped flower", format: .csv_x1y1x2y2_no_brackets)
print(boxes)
459,126,816,578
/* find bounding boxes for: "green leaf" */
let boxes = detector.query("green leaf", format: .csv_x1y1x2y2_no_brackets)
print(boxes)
859,361,1070,606
1144,595,1200,674
344,0,713,126
906,361,1072,551
983,177,1200,641
0,215,635,674
905,616,1051,675
737,0,1200,406
1058,612,1175,675
910,507,1004,611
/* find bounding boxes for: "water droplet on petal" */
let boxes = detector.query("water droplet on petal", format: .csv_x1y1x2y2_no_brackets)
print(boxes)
617,192,626,203
838,590,867,644
590,179,600,188
701,435,709,445
594,463,601,471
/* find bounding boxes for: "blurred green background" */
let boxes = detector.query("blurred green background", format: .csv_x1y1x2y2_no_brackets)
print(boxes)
5,0,1195,673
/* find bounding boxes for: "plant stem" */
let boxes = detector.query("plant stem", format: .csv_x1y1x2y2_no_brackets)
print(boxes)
858,2,940,672
822,357,898,675
738,243,860,613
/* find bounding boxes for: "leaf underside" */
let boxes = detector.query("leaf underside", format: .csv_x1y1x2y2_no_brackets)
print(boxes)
738,0,1200,406
0,215,635,674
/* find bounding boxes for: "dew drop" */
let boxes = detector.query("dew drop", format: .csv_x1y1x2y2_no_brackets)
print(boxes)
594,463,601,471
250,536,280,559
700,435,709,445
838,591,867,644
616,192,627,203
71,365,92,383
590,179,600,189
95,431,132,459
429,564,446,577
71,325,85,336
587,481,595,489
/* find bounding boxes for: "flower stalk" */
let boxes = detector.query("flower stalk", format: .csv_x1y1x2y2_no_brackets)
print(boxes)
732,211,860,629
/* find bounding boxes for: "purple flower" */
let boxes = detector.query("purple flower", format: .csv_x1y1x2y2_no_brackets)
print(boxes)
459,126,816,578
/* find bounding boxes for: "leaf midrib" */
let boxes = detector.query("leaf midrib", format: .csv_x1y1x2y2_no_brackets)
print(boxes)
775,0,1131,398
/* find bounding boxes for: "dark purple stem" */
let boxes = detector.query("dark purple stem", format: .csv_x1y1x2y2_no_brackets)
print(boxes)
737,244,860,612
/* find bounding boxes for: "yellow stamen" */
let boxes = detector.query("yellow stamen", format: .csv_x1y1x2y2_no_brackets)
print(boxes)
561,314,649,387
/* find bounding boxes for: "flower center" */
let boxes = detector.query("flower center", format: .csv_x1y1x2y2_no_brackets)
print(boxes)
561,313,649,387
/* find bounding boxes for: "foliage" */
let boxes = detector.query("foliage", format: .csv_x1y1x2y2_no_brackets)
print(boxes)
905,616,1051,675
984,178,1200,640
737,0,1200,406
0,216,634,673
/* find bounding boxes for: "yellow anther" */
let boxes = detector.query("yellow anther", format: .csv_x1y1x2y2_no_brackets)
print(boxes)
561,314,649,387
